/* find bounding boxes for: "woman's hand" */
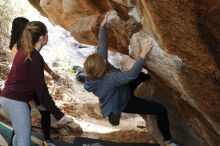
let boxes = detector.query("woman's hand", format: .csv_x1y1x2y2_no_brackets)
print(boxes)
50,72,60,81
29,99,36,108
51,73,62,86
140,39,153,59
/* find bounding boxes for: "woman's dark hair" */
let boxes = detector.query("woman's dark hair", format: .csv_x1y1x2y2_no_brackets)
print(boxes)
9,17,30,50
21,21,47,60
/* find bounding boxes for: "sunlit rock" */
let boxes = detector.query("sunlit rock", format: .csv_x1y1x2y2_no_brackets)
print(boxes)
1,0,220,145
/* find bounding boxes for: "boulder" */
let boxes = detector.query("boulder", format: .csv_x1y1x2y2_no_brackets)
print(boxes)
27,1,220,145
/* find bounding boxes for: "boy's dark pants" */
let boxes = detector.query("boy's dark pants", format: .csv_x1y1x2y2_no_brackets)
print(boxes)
123,72,172,141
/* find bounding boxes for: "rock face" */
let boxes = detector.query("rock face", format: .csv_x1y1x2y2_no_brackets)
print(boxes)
0,0,18,80
28,0,220,146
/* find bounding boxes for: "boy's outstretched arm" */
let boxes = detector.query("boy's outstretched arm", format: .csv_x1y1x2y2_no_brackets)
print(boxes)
97,11,111,59
112,39,153,86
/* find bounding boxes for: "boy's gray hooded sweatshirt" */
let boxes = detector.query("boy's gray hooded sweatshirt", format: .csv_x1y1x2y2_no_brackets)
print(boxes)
84,26,145,118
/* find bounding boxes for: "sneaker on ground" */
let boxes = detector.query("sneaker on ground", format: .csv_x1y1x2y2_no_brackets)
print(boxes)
58,115,73,125
43,140,56,146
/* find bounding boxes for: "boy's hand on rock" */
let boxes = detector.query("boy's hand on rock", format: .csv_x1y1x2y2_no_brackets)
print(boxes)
140,39,153,59
101,11,112,26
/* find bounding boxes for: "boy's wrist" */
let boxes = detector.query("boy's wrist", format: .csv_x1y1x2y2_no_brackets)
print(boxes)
101,22,107,27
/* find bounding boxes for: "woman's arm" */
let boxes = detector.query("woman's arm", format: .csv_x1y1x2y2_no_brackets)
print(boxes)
10,44,18,62
44,63,53,74
27,52,64,121
44,63,60,81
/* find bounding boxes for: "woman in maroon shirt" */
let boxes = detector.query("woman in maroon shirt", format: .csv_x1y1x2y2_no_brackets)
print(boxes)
9,17,63,146
0,21,74,146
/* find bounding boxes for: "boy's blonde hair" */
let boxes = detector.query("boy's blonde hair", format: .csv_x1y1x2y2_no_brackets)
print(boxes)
84,53,107,80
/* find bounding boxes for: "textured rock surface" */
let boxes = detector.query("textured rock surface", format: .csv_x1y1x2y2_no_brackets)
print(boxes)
0,0,18,81
26,0,220,146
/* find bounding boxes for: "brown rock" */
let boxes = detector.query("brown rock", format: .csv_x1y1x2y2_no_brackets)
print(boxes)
28,1,220,146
